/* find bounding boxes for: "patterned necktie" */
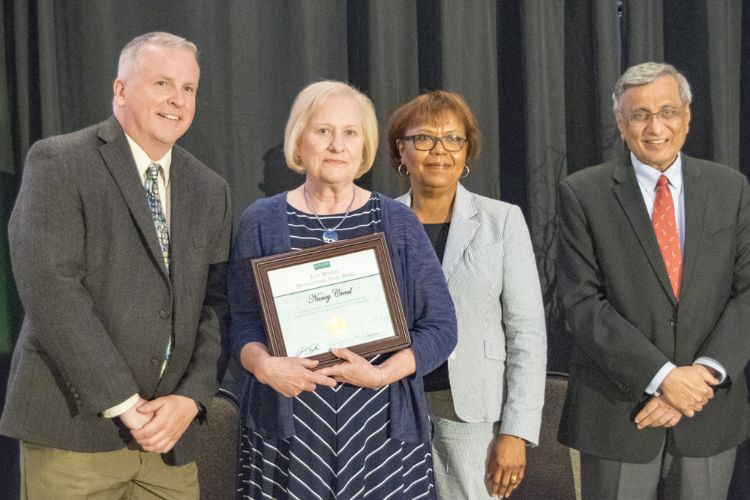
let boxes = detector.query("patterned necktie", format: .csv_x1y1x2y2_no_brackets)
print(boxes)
652,175,682,299
145,163,173,375
145,163,170,271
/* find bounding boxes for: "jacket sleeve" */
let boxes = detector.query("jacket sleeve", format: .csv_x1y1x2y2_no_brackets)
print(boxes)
695,175,750,382
8,139,141,414
556,179,669,398
228,201,272,360
174,181,232,407
497,206,547,446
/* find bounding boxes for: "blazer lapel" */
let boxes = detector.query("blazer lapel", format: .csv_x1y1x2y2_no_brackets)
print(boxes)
443,184,479,279
611,159,676,304
679,155,706,298
393,185,479,279
168,150,193,289
97,117,170,281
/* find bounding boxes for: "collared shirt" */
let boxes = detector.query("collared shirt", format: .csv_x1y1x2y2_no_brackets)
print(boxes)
101,137,173,419
632,152,685,254
632,153,727,394
126,134,172,227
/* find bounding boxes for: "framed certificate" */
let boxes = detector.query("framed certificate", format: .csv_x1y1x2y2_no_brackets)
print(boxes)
251,232,411,367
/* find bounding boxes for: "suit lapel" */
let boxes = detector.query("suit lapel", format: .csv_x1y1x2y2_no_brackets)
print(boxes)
611,159,676,304
169,149,193,289
680,155,706,298
443,184,479,279
98,117,170,281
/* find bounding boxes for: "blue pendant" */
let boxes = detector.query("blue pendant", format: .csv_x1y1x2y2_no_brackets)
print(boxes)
323,230,339,243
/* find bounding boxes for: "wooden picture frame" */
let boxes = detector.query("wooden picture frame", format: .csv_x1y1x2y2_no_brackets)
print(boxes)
251,233,411,368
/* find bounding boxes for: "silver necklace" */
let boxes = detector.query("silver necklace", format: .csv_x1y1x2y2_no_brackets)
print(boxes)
303,185,356,243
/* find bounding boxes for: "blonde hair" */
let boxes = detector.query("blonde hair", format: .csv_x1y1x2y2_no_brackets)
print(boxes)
284,81,378,178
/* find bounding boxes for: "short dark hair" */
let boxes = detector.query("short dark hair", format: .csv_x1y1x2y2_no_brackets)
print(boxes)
387,90,481,170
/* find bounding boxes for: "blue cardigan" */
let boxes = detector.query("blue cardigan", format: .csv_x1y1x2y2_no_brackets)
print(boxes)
228,192,457,443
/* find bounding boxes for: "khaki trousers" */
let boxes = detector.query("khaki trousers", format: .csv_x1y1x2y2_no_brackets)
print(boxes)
20,441,199,500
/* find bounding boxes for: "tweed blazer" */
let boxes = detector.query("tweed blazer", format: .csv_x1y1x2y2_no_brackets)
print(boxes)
397,184,547,445
1,117,232,465
557,154,750,462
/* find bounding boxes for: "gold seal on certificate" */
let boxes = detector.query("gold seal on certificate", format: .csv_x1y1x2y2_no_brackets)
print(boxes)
251,233,411,367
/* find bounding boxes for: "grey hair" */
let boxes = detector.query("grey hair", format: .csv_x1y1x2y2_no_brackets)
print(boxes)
612,62,692,114
117,32,199,79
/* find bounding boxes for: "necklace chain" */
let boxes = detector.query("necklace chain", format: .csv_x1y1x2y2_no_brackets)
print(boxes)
302,185,356,243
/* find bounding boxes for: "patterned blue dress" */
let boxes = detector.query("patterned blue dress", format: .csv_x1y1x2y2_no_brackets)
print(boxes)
238,195,435,499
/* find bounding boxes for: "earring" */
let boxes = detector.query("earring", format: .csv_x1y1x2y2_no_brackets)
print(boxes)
398,163,409,176
462,164,470,179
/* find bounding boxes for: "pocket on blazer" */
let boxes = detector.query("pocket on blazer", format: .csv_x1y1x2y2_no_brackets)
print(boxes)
484,338,506,360
710,224,733,236
704,208,734,236
192,235,207,248
467,242,504,261
703,222,734,252
466,243,504,287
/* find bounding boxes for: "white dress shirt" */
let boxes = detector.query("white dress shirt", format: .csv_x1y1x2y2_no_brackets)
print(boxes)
631,153,727,394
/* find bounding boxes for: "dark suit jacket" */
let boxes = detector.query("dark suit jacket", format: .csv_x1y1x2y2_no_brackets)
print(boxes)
557,154,750,462
1,117,232,465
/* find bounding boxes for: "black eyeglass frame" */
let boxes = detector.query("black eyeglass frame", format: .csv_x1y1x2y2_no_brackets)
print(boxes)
400,134,467,152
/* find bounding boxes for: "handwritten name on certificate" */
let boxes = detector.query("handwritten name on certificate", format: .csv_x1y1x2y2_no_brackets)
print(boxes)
266,249,395,357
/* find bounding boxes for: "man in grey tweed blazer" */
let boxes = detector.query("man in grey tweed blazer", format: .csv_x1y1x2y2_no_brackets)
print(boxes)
557,62,750,499
1,32,231,498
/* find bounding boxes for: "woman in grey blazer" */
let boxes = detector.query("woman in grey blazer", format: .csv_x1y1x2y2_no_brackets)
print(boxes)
389,91,547,499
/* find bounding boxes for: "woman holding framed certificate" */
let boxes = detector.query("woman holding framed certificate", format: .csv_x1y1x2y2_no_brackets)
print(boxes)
228,81,457,499
389,91,548,499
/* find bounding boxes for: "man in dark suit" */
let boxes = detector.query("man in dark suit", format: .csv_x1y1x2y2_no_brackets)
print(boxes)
557,62,750,499
1,32,231,498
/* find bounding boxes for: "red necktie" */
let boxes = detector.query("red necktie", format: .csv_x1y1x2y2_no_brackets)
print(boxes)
652,175,682,299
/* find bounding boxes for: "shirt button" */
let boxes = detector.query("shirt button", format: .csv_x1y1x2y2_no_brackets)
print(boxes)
159,310,171,319
669,319,677,327
151,358,160,366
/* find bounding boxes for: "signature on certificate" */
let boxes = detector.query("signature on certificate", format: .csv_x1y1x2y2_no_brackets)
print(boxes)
295,342,321,357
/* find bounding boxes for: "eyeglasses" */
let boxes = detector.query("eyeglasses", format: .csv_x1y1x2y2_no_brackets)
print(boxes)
622,105,686,125
400,134,467,152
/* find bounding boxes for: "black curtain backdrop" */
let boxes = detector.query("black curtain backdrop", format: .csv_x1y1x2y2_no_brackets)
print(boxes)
1,1,749,498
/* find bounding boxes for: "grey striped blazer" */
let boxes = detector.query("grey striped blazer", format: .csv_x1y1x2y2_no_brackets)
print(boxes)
397,183,546,444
